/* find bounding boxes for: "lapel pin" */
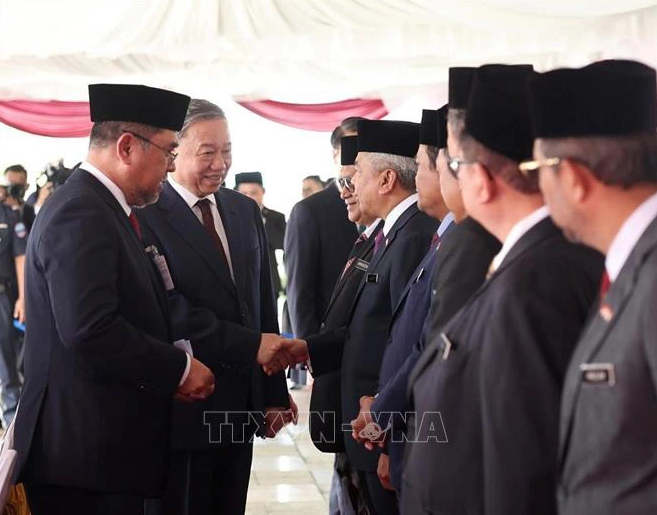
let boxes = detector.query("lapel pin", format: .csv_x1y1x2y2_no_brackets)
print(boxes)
599,303,614,322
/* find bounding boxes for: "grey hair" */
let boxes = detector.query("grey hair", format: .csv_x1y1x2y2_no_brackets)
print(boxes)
178,99,226,139
460,131,540,194
89,121,159,149
535,134,657,187
447,109,466,141
368,152,418,192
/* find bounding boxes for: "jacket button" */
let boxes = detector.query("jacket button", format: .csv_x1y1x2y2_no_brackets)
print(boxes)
320,322,326,330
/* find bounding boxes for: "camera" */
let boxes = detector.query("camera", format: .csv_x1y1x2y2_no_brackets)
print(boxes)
36,160,74,191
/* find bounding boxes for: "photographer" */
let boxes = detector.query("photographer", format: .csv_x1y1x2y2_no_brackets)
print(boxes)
25,160,73,214
3,165,36,232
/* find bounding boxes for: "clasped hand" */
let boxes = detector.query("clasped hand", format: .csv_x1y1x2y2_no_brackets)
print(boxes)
257,333,308,375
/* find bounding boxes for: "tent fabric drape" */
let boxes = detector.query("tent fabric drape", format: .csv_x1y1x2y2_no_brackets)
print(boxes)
0,100,92,137
0,98,387,137
236,99,388,131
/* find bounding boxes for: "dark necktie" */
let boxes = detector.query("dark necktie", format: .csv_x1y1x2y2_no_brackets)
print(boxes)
430,232,440,250
195,199,230,272
128,210,142,241
340,232,369,280
599,269,611,305
373,230,385,256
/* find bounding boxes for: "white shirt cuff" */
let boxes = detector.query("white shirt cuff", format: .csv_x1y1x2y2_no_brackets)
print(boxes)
179,353,191,386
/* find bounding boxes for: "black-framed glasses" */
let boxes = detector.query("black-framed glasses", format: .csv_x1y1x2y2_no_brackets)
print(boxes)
336,175,355,193
122,130,178,165
518,157,561,177
444,149,474,179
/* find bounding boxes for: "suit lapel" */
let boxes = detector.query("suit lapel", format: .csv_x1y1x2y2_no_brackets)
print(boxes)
390,245,436,327
558,216,657,467
159,182,236,296
75,170,171,320
215,188,245,299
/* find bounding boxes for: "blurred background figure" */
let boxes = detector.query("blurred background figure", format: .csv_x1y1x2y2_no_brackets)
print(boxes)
235,171,287,299
25,160,74,214
301,175,325,198
3,165,35,231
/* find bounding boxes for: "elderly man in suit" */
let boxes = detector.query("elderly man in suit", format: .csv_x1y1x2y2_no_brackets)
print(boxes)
13,84,216,515
350,107,452,497
234,172,287,298
401,65,603,515
525,60,657,514
138,99,292,515
270,119,438,514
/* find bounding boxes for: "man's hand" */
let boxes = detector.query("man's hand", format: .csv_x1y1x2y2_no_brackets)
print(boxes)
351,395,386,450
377,454,394,491
264,405,295,438
262,338,308,376
13,296,25,324
175,357,215,403
257,333,290,367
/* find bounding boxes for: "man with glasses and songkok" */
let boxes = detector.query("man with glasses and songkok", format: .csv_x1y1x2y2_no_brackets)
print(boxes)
12,84,216,514
525,59,657,514
401,64,603,515
267,119,438,514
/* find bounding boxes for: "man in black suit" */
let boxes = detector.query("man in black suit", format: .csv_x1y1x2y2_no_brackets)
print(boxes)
401,65,603,515
138,99,291,515
13,84,216,515
283,121,361,388
235,171,287,298
269,120,438,515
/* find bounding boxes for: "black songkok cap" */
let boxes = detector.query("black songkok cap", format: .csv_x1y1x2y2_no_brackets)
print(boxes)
449,67,478,109
436,104,448,149
88,84,191,131
340,136,358,166
419,109,439,146
526,59,657,138
356,120,420,158
234,172,263,188
465,64,535,161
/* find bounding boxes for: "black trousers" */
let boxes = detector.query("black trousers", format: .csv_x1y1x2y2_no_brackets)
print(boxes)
24,483,144,515
363,471,399,515
145,442,254,515
0,289,22,427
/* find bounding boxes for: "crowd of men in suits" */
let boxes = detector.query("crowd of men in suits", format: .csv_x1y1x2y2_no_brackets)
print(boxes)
6,57,657,515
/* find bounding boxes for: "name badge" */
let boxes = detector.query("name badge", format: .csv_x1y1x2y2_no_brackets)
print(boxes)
355,259,369,272
579,363,616,386
145,245,175,291
0,223,7,229
366,273,379,283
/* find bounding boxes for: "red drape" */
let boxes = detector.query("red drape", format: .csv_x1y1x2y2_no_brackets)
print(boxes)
0,98,388,137
237,98,388,131
0,100,92,137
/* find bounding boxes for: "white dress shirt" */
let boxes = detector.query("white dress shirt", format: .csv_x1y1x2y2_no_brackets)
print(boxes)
168,176,235,281
606,191,657,282
383,193,419,237
437,212,455,240
490,205,550,272
82,162,191,385
364,218,382,239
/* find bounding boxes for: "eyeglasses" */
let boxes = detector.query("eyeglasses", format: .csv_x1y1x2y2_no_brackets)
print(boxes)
122,130,178,165
336,175,355,193
444,149,474,178
518,157,561,177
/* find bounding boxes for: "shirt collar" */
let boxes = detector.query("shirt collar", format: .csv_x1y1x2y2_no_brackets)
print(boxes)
606,190,657,282
81,161,131,216
491,205,550,271
383,193,418,237
168,175,216,209
437,212,455,238
363,218,382,239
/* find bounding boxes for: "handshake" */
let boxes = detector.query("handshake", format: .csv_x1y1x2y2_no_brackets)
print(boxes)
257,334,309,375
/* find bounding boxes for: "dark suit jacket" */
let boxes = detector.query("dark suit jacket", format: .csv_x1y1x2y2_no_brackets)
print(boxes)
138,182,288,449
558,214,657,514
309,221,382,452
262,206,286,297
308,201,438,472
14,169,187,497
284,182,358,338
401,217,603,515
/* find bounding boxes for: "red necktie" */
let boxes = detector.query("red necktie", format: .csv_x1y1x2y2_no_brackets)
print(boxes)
195,199,230,271
128,210,142,241
340,232,369,280
599,269,611,304
430,232,440,250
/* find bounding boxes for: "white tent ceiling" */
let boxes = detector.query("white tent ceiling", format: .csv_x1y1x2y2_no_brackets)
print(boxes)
2,0,657,102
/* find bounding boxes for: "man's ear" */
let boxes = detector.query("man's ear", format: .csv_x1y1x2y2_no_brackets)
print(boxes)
561,159,594,205
378,168,397,195
116,133,134,165
470,162,495,204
